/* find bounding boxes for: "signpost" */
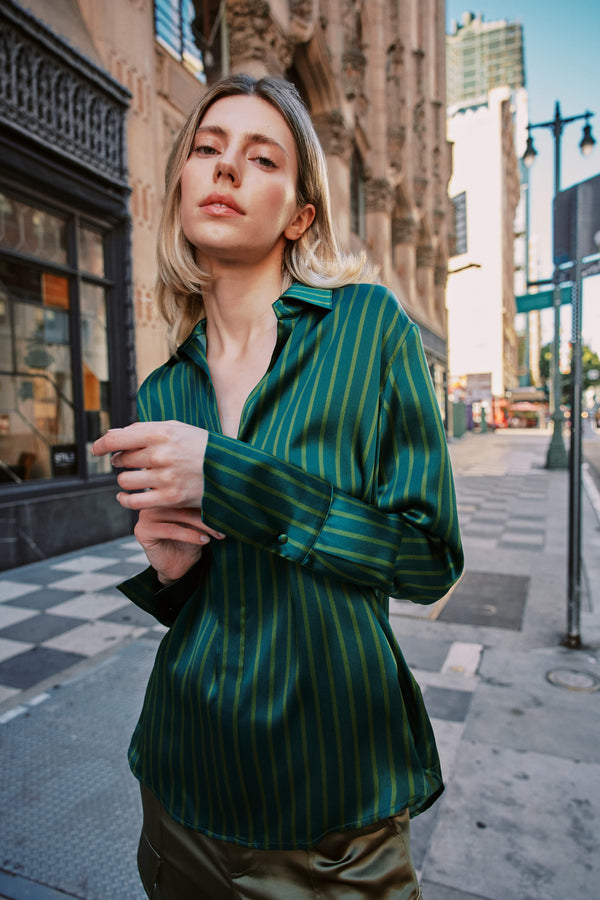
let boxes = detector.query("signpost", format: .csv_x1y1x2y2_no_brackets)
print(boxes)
553,173,600,647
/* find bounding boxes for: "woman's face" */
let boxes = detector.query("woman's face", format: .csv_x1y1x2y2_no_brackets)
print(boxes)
180,94,314,271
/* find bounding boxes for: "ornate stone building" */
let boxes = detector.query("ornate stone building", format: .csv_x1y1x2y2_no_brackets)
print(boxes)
0,0,452,566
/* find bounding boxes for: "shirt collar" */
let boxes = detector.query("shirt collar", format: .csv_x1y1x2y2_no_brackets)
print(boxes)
277,283,333,311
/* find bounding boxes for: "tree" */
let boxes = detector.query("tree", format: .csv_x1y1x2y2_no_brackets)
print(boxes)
540,342,600,405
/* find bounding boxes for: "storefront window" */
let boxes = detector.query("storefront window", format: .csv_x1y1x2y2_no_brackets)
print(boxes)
78,226,105,278
0,193,67,264
81,281,111,474
0,191,113,485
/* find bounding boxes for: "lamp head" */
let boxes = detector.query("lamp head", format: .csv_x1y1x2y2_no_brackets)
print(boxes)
522,133,537,168
580,117,596,157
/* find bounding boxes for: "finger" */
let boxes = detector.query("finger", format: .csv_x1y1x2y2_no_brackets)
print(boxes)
150,508,226,540
136,521,211,545
116,488,199,512
92,423,162,457
117,469,156,492
111,448,156,471
116,489,163,511
92,428,132,457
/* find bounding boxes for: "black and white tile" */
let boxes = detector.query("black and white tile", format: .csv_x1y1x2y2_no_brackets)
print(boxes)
0,538,165,708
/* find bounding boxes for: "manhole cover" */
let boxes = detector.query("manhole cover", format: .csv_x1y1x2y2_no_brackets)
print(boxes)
546,668,600,692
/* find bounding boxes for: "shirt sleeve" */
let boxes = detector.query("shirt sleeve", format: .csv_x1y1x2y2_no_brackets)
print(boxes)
202,324,463,604
117,557,207,627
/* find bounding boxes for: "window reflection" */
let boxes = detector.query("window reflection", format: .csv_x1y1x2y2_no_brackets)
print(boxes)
0,191,67,264
81,282,111,474
0,268,75,482
0,194,113,486
78,226,104,277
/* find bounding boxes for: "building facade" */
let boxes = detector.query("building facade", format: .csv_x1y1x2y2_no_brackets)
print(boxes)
446,88,521,417
0,0,453,568
445,11,529,425
446,11,525,107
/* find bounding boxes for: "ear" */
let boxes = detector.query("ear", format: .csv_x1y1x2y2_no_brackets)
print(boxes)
284,203,316,241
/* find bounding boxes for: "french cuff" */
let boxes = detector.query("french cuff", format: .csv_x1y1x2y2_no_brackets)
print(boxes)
311,488,401,573
118,559,205,627
202,432,332,563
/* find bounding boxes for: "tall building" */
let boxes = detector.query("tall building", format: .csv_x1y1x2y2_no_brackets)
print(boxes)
446,11,525,107
446,88,521,409
445,11,530,423
0,0,453,568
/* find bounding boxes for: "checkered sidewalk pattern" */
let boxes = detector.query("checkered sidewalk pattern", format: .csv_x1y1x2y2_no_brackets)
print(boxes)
0,537,167,711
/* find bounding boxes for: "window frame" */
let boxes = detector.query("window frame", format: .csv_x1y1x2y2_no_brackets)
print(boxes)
451,191,468,257
154,0,205,80
0,182,125,497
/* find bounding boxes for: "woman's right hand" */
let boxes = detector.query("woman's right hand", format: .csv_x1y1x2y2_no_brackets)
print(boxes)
91,421,210,511
134,507,225,585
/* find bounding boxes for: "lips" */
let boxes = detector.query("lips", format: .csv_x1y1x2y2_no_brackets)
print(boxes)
200,193,244,214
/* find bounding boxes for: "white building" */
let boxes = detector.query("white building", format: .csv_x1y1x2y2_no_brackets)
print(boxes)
446,87,522,410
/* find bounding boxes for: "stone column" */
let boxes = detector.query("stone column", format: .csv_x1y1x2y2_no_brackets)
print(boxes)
416,243,436,319
313,109,354,247
226,0,294,76
392,215,418,308
365,176,393,280
362,0,392,278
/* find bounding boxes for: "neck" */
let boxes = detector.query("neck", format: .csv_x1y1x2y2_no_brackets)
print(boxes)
202,263,285,356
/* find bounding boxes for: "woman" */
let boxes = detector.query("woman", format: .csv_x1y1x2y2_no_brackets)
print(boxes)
93,73,463,899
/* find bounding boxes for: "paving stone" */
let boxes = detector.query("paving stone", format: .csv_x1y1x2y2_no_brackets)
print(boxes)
423,685,473,722
438,571,529,630
5,588,82,611
0,613,86,644
0,646,86,689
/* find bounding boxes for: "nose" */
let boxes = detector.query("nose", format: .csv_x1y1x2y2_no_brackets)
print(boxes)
214,155,239,186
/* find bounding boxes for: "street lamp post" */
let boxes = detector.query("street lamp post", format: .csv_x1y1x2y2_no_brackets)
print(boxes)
522,101,595,469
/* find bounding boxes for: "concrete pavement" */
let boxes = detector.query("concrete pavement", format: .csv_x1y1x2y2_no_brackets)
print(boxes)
0,428,599,900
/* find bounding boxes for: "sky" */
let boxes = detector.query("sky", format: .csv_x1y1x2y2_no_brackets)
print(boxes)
446,2,600,352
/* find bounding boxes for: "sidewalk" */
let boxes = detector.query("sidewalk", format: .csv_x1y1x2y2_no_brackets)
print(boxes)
0,429,599,900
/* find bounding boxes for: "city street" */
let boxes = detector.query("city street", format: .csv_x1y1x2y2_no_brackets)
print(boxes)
0,428,599,900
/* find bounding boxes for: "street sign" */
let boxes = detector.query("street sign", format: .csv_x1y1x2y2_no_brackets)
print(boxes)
463,372,492,403
553,257,600,280
515,284,572,314
554,173,600,265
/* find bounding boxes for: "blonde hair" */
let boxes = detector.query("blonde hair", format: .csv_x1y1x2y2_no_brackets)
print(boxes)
155,73,374,345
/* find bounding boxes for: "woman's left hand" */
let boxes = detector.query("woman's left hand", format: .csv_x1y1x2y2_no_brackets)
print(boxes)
92,421,210,511
133,506,224,585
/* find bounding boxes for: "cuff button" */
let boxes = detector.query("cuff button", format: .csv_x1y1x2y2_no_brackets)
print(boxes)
277,533,288,545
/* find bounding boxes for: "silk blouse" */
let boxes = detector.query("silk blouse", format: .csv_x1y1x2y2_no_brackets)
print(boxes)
118,281,463,850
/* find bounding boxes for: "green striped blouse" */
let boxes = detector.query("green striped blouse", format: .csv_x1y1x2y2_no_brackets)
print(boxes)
119,281,463,850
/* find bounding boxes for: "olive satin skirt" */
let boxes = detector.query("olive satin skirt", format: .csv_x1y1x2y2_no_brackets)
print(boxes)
138,783,422,899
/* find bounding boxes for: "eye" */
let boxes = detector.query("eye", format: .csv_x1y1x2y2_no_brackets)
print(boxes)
253,155,277,169
191,143,218,156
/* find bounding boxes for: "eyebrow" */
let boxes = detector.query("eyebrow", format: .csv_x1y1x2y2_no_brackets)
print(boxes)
194,124,289,156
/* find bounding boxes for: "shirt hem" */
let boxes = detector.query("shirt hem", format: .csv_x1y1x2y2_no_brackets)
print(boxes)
129,763,444,850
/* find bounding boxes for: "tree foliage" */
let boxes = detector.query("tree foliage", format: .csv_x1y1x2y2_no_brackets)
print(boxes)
540,342,600,404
